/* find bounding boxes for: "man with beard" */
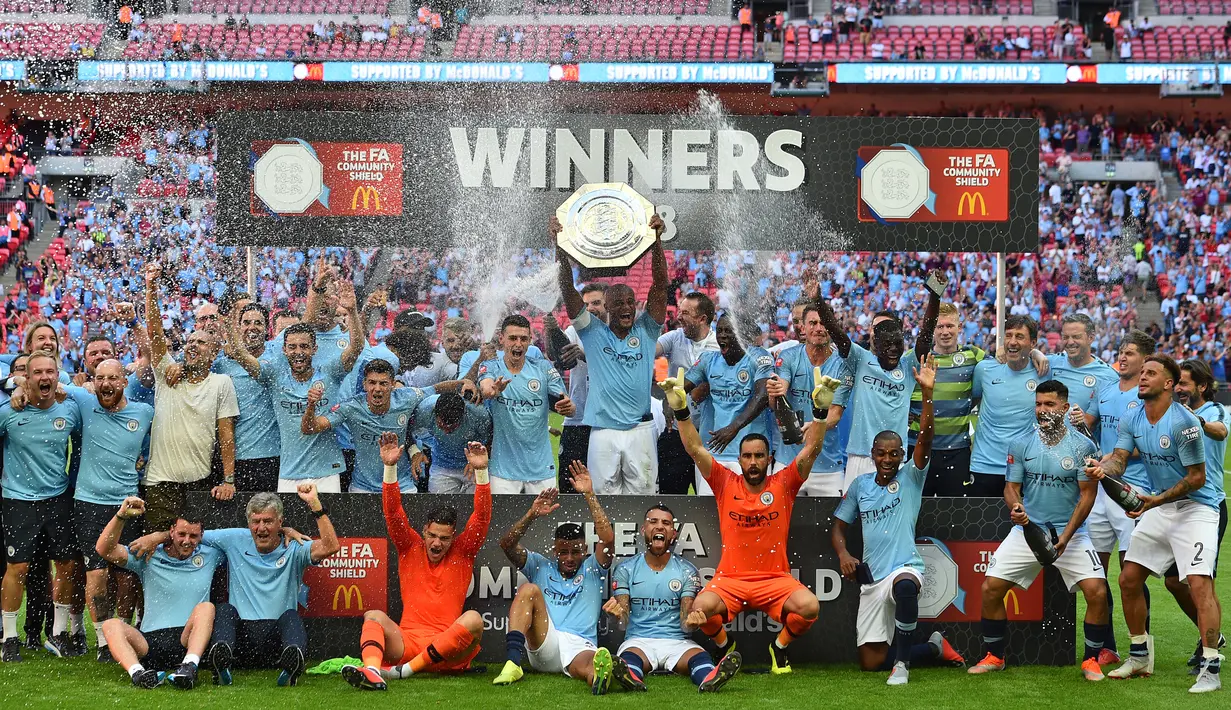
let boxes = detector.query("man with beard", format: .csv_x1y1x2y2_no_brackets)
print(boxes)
969,316,1049,497
770,303,852,496
554,215,668,495
815,273,941,490
654,291,719,494
968,380,1107,681
142,262,238,531
214,302,280,491
663,365,841,674
493,461,616,693
1171,359,1228,673
414,392,492,494
66,360,153,663
545,284,607,494
406,316,472,388
341,434,491,690
768,299,810,356
908,303,986,496
1070,330,1155,666
680,313,773,496
603,504,742,693
0,350,81,662
95,499,220,689
1089,356,1222,692
479,315,574,494
223,280,364,493
1047,314,1119,424
833,354,965,685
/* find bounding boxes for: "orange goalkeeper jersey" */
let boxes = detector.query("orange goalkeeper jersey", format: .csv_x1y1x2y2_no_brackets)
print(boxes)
382,481,492,633
709,460,804,578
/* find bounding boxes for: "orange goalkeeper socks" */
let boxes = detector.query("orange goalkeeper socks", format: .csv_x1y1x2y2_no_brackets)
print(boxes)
407,622,475,674
776,612,815,648
360,620,386,669
701,615,728,647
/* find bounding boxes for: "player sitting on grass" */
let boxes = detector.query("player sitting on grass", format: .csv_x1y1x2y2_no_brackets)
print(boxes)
832,354,966,686
342,433,492,690
493,461,618,694
604,504,742,693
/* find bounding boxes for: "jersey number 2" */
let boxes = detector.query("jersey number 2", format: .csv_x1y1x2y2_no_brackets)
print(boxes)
1193,542,1205,566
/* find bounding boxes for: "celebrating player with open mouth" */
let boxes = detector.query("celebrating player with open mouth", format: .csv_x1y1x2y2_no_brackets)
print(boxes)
662,365,841,674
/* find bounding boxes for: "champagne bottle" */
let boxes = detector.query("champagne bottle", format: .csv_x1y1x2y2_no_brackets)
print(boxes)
1100,474,1145,513
773,395,804,446
1021,519,1060,566
547,327,576,371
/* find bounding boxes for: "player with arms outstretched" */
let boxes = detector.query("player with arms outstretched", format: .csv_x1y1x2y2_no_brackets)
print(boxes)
662,365,841,674
341,433,492,690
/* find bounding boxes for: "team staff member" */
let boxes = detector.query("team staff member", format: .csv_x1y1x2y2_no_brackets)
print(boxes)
555,215,668,495
95,498,221,690
1047,314,1119,423
655,291,719,494
545,284,607,493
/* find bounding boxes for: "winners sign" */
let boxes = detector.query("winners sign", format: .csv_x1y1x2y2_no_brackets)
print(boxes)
219,113,1038,252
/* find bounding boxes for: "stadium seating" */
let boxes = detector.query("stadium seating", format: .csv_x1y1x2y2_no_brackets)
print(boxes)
0,23,106,59
847,0,1034,15
0,0,67,11
452,23,755,61
189,0,391,13
513,0,712,15
1124,25,1229,60
782,24,1079,62
1156,0,1231,13
122,23,426,60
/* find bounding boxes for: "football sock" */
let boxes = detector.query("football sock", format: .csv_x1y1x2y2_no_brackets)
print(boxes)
2,611,16,640
776,612,815,649
128,664,145,678
96,626,107,648
701,616,728,648
1103,580,1118,653
359,619,386,670
1202,647,1221,674
1142,585,1151,634
619,651,645,682
183,653,200,666
981,617,1007,658
1129,633,1149,661
892,579,919,666
70,611,84,635
1082,622,1107,661
505,630,527,666
688,652,715,686
52,603,70,636
408,622,474,674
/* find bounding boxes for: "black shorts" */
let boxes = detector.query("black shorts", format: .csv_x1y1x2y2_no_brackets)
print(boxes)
1165,498,1228,578
2,495,77,563
142,626,187,670
234,457,280,492
74,500,142,571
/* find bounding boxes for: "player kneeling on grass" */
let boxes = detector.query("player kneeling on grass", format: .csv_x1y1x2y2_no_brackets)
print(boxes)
342,433,492,690
95,498,221,690
969,380,1109,681
832,355,965,686
603,504,741,693
665,366,839,675
493,461,617,694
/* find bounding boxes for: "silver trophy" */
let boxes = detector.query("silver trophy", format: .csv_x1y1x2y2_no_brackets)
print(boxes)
556,182,657,277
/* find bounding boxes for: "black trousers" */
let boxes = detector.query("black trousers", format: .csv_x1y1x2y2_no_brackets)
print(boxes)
907,446,973,497
212,604,307,669
23,537,53,643
657,428,695,495
558,425,591,495
234,457,280,492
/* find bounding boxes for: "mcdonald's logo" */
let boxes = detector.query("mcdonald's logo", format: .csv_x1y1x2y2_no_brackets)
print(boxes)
351,186,381,210
957,191,987,216
333,584,364,611
1003,589,1021,615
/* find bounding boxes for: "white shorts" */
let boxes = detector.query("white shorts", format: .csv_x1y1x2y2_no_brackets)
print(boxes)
856,566,924,646
587,422,657,495
277,475,341,494
799,470,843,497
617,637,703,672
348,478,416,494
428,466,474,494
489,476,554,495
1125,500,1220,579
987,527,1104,592
527,617,596,677
843,455,876,493
695,465,713,496
1086,485,1135,554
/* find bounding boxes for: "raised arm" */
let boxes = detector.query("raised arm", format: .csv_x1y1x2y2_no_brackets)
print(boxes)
911,354,937,469
500,488,560,569
379,432,422,551
223,301,262,379
551,218,585,319
144,261,168,364
912,271,945,358
795,371,841,477
96,497,145,566
567,460,614,568
644,219,668,325
296,483,340,562
338,281,365,373
815,296,852,359
660,368,714,478
303,256,332,330
453,441,493,557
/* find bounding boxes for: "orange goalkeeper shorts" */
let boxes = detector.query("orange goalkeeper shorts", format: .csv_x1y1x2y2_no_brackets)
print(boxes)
701,573,810,624
394,627,481,672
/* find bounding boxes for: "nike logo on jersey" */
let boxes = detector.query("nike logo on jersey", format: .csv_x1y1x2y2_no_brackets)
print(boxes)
1024,457,1037,461
992,379,1005,385
631,580,644,586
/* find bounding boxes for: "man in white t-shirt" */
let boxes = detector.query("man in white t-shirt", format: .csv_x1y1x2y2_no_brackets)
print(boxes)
545,283,607,494
656,292,720,494
141,262,239,532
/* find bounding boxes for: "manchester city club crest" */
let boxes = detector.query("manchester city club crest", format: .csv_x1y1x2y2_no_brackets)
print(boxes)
890,369,905,381
1061,457,1075,470
126,419,139,432
738,370,750,383
669,578,683,593
528,379,541,392
312,380,325,391
760,491,774,505
952,352,966,366
338,338,348,350
1083,375,1096,388
627,336,640,348
276,555,288,568
1128,401,1139,409
887,481,900,494
192,554,204,568
53,417,66,431
573,575,582,586
1160,435,1171,449
1027,380,1038,392
397,414,408,427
